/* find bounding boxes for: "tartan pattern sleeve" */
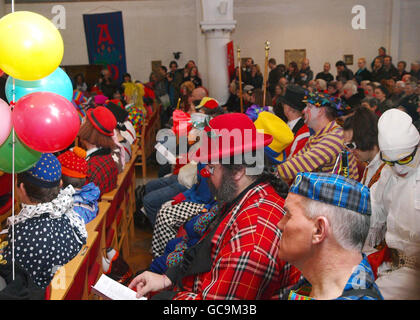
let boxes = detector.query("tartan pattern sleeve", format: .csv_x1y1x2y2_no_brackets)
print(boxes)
277,121,359,181
86,154,118,195
172,185,301,300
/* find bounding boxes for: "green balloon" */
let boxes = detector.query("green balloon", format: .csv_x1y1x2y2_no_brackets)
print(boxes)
0,131,42,173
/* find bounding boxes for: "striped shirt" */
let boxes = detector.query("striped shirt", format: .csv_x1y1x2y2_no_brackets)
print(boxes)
277,121,359,181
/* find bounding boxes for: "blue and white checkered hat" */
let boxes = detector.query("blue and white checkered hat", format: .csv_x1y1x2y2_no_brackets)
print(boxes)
289,172,371,216
24,153,62,188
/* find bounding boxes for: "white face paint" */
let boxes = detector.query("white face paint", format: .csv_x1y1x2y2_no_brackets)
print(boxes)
390,148,420,178
303,104,322,130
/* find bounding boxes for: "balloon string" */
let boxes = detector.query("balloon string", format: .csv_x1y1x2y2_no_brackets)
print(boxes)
10,0,16,282
11,77,15,281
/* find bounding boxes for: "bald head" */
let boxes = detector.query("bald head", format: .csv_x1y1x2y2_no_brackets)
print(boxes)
191,87,207,102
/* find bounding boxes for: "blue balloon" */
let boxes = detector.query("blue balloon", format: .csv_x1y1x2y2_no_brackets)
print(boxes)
5,67,73,103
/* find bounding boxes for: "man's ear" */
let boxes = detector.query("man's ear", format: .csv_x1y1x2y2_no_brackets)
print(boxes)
59,179,63,188
233,167,246,182
18,182,29,202
18,182,25,194
312,216,329,245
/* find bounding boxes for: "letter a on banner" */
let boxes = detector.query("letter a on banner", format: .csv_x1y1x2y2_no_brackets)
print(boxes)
97,24,115,45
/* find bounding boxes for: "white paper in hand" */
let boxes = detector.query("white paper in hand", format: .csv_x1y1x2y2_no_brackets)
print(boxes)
92,274,147,300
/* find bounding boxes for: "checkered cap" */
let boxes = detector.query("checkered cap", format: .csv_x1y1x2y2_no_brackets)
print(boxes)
289,172,371,216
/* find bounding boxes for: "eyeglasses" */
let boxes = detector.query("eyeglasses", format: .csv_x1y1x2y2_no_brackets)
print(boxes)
344,141,357,150
380,146,418,167
193,99,201,107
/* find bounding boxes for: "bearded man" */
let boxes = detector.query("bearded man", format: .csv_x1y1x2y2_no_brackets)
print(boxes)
129,113,301,300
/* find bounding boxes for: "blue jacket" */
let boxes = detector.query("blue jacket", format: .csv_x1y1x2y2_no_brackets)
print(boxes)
73,182,100,224
181,163,214,205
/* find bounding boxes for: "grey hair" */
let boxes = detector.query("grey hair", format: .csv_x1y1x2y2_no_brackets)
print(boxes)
315,79,327,91
303,198,370,252
343,81,358,95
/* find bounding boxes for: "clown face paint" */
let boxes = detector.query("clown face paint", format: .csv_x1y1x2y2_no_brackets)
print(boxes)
388,148,420,178
303,104,322,130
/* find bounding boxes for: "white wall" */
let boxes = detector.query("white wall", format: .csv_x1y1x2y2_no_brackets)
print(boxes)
3,0,420,87
5,0,202,83
399,0,420,65
231,0,395,76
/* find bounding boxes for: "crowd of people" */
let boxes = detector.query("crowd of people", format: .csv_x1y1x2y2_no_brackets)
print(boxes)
0,44,420,300
130,46,420,300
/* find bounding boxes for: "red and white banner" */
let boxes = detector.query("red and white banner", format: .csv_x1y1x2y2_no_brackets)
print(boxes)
226,40,235,81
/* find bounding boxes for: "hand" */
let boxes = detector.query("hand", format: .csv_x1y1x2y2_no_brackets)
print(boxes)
128,271,172,298
171,193,186,205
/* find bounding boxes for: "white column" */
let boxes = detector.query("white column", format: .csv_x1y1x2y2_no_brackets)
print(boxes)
389,0,401,62
200,0,236,104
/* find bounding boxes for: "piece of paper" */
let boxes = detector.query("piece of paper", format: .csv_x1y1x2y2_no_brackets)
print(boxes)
92,274,147,300
155,142,177,164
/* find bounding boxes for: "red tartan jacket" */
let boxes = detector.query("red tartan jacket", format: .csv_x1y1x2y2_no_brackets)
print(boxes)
171,183,301,300
284,122,310,159
86,153,118,195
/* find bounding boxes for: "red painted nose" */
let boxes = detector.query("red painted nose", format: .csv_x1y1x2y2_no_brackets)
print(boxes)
200,168,211,178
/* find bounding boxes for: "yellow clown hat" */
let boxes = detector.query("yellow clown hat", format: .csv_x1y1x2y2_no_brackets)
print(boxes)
254,112,294,164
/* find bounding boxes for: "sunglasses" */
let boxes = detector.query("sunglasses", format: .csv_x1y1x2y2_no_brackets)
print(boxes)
193,99,202,107
380,146,418,166
344,141,357,150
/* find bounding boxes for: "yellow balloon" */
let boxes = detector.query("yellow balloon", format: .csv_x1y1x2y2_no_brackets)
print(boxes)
0,11,64,81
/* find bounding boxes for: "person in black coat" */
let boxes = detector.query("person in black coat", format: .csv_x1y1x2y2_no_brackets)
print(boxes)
410,61,420,80
371,57,387,83
249,64,263,89
316,62,334,83
396,61,409,81
268,58,283,97
335,61,354,82
354,58,371,84
286,62,301,85
382,56,399,81
299,59,314,85
370,46,387,70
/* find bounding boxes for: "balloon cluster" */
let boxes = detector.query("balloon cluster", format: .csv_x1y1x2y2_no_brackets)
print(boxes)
0,11,80,173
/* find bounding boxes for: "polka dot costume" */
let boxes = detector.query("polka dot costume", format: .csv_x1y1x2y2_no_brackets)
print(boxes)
4,186,87,289
5,213,84,289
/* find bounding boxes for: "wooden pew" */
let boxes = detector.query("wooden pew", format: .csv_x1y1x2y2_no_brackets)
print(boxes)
86,201,110,252
49,231,99,300
101,143,138,257
134,101,162,179
48,201,112,300
85,200,110,294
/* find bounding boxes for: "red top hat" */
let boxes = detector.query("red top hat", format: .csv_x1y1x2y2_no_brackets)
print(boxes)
193,113,273,163
87,106,117,136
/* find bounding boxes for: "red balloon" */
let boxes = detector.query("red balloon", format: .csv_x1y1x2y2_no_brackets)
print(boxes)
12,92,80,153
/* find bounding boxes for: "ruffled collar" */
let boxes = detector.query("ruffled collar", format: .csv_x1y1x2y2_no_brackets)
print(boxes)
8,185,87,244
10,186,76,224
